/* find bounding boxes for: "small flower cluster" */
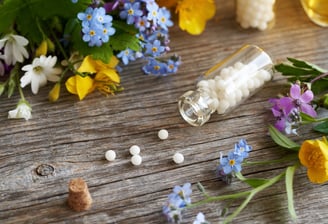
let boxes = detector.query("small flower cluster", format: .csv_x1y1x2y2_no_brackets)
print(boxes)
269,83,317,135
216,139,252,183
162,183,209,224
115,0,180,76
0,0,180,120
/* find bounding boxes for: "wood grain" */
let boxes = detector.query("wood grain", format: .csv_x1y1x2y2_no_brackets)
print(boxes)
1,0,328,223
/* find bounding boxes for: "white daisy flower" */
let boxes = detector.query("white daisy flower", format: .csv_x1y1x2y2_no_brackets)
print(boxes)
8,100,32,120
0,34,29,65
20,55,62,94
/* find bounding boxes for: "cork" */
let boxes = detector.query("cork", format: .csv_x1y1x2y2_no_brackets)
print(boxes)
67,178,92,212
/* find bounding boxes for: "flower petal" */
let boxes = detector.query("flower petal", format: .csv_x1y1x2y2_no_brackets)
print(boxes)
300,90,314,103
307,167,328,184
300,103,317,117
290,84,301,99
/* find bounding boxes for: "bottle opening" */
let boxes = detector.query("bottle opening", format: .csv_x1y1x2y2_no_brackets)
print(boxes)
178,90,213,126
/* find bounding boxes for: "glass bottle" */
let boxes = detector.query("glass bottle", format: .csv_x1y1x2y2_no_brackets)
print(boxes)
300,0,328,27
178,45,273,126
236,0,276,31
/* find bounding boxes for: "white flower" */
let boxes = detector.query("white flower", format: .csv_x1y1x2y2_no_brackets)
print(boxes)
8,100,32,120
0,34,29,65
20,55,62,94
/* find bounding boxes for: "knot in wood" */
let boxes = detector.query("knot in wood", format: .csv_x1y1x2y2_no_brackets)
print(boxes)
36,164,55,176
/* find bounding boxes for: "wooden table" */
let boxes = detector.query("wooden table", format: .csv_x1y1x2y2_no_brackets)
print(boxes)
1,1,328,223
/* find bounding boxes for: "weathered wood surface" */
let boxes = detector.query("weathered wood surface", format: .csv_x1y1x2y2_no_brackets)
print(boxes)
1,1,328,223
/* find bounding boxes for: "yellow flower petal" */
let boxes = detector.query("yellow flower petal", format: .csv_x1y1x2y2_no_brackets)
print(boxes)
97,69,120,83
48,83,61,102
307,167,328,184
35,40,48,57
65,75,94,100
177,0,216,35
77,56,97,73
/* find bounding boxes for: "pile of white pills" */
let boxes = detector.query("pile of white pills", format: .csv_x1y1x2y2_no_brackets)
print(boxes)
236,0,276,30
197,61,272,114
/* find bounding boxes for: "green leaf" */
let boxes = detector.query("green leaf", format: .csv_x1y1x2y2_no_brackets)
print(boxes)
109,32,141,52
314,121,328,134
274,64,319,77
287,57,327,74
300,112,317,123
242,178,270,188
285,165,297,220
268,125,300,151
0,0,23,34
312,79,328,95
235,172,269,188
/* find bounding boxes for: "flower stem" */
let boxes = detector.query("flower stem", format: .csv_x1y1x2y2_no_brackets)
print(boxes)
310,72,328,84
243,153,298,166
187,171,286,223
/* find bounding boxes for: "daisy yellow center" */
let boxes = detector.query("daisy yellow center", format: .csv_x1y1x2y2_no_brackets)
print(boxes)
161,17,166,23
33,66,43,74
87,14,92,20
103,29,107,34
229,159,235,166
152,47,158,52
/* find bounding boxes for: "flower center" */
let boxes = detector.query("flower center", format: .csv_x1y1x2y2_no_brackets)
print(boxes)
128,9,134,15
308,151,324,168
33,66,43,74
229,159,235,166
152,47,158,53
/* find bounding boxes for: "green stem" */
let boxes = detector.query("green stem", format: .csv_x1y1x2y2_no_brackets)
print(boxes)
186,191,251,209
223,171,285,223
243,153,298,166
187,171,286,223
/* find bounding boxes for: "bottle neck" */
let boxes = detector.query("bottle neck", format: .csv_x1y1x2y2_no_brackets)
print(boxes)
178,89,218,126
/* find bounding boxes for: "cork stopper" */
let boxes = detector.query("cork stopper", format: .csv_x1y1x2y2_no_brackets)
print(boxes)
67,178,92,212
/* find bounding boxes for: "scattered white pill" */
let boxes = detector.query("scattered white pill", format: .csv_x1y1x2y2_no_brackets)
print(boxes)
173,152,184,164
129,145,141,155
105,150,116,161
158,129,169,140
131,154,142,166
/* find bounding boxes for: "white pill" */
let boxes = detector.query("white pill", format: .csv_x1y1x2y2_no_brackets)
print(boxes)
129,145,141,155
158,129,169,140
105,150,116,161
131,154,142,166
173,152,184,164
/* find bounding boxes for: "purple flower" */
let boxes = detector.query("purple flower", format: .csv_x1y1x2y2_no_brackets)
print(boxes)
288,83,317,117
269,83,317,134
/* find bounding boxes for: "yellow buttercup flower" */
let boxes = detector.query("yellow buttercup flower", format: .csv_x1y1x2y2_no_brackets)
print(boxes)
298,137,328,184
65,55,121,100
158,0,216,35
